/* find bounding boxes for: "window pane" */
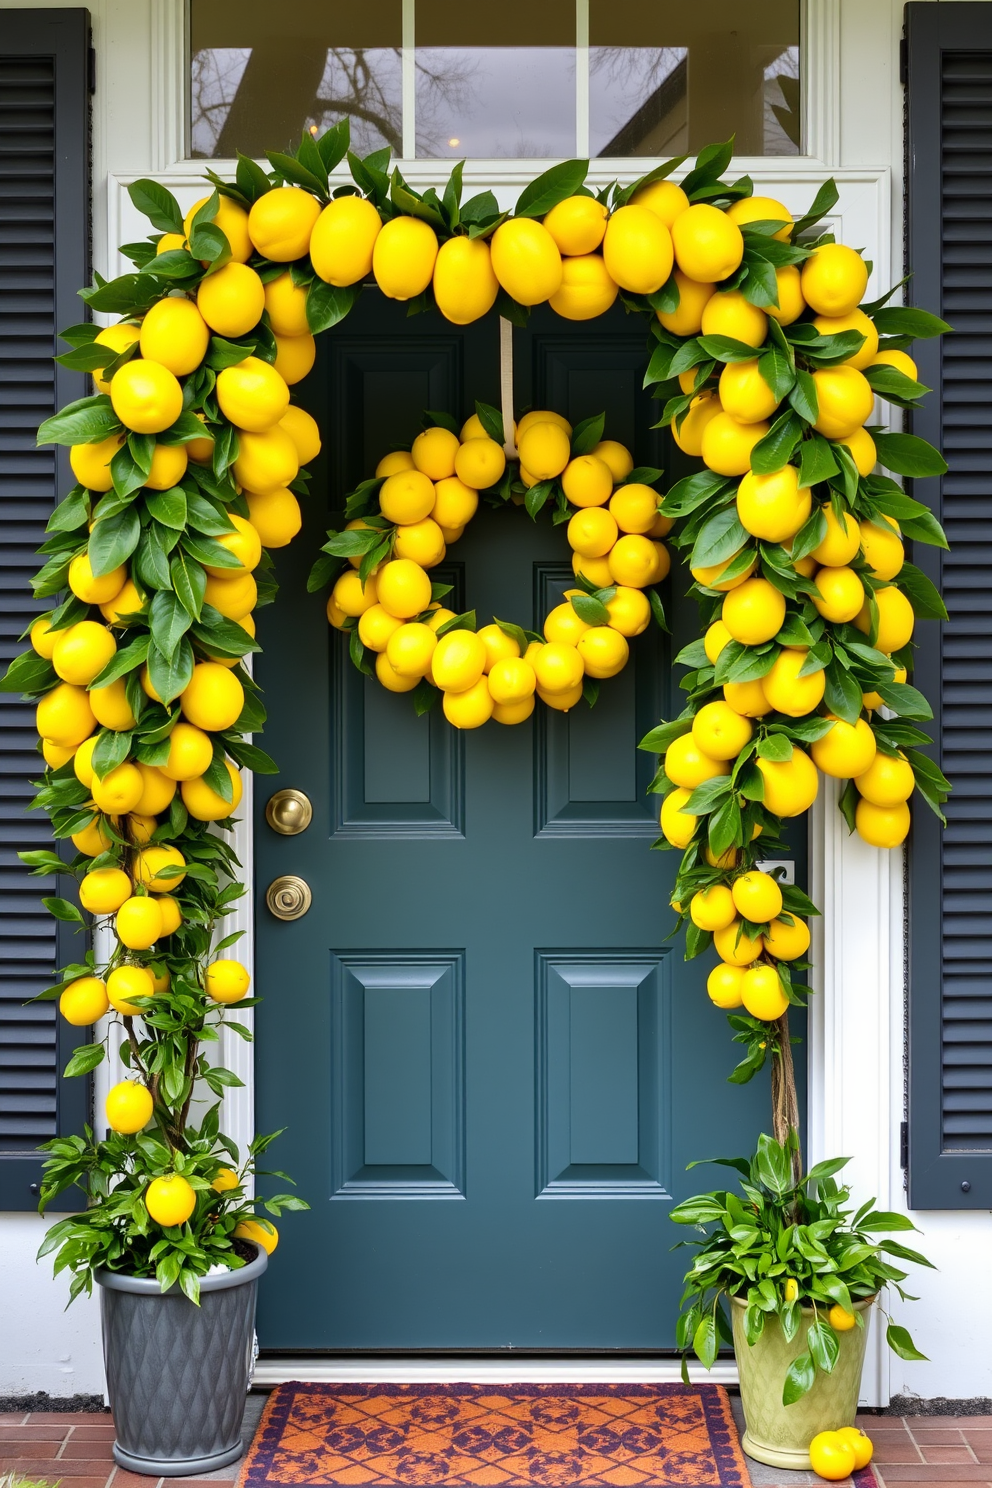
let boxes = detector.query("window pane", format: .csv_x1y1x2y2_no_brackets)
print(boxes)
415,0,575,159
589,0,800,158
190,0,402,159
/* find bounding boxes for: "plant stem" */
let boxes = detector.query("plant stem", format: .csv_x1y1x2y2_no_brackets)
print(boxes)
771,1009,803,1185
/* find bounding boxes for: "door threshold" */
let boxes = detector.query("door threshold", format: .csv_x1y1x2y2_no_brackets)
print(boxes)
254,1357,739,1386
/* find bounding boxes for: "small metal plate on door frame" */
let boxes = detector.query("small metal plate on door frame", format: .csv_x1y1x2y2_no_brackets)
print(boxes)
266,875,312,920
756,859,795,884
265,789,313,836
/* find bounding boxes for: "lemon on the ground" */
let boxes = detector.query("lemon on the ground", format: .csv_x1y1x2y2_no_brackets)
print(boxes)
60,975,110,1026
549,254,619,320
568,505,618,557
156,895,182,935
812,716,877,778
79,867,131,915
812,365,875,440
700,412,769,477
476,623,519,671
855,585,915,652
812,308,879,369
37,681,97,748
760,648,826,717
691,554,756,592
443,676,494,729
835,1427,873,1471
139,296,210,376
859,515,903,580
660,786,698,848
870,347,918,380
664,732,730,789
573,551,614,588
672,393,723,456
432,235,500,324
181,759,242,821
532,642,584,696
432,475,479,530
763,916,811,960
68,553,126,606
309,195,381,285
766,264,806,325
70,433,125,492
106,1080,154,1133
110,358,183,434
216,356,289,433
700,290,768,348
373,215,439,300
212,1166,240,1192
801,243,869,316
107,964,156,1016
358,604,404,653
42,740,76,769
248,185,322,260
812,565,865,623
52,621,116,686
394,517,446,568
721,577,786,645
811,505,861,566
602,204,674,294
672,202,744,282
726,195,793,240
856,797,911,847
454,437,505,490
737,464,811,543
246,486,301,548
692,699,753,760
707,963,746,1008
713,921,764,965
232,425,299,493
605,586,652,636
563,454,613,507
488,657,537,704
205,958,250,1003
493,695,536,725
808,1432,857,1483
432,629,487,691
234,1217,279,1253
134,844,186,893
376,558,432,619
577,627,629,678
412,426,460,481
724,679,773,717
756,748,819,815
386,622,437,678
608,533,658,588
656,271,716,336
180,662,244,731
518,421,571,481
608,483,657,534
116,895,163,950
855,749,915,806
718,360,779,424
203,570,256,620
691,884,737,931
704,620,732,664
543,195,608,255
741,964,790,1020
490,218,563,305
145,1173,196,1227
732,870,783,923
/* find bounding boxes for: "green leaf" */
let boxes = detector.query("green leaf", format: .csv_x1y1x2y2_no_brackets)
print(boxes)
799,433,839,489
791,177,839,238
0,651,56,696
872,305,951,339
306,280,361,333
435,610,477,637
571,412,606,457
267,150,327,197
127,178,184,233
146,637,194,706
758,345,796,403
514,159,589,218
749,412,803,476
474,400,504,445
91,728,132,780
42,896,84,925
661,469,733,518
571,593,610,626
782,1350,816,1405
63,1042,106,1078
872,431,947,478
790,504,829,562
697,334,761,364
756,733,793,762
680,138,735,196
807,1321,840,1374
789,370,819,425
37,396,122,448
88,507,141,578
525,480,554,520
886,1322,928,1361
90,633,150,689
874,680,933,719
148,590,193,662
865,365,929,405
895,563,948,621
169,551,206,620
823,658,863,724
692,1310,719,1369
145,487,187,530
690,508,749,570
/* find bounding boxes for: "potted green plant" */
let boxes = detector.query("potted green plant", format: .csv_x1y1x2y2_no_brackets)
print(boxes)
670,1133,932,1469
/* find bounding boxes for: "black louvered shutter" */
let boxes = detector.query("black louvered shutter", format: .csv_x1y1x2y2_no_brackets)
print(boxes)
0,11,91,1210
906,3,992,1209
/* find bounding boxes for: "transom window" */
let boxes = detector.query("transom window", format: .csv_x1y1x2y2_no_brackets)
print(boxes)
189,0,800,161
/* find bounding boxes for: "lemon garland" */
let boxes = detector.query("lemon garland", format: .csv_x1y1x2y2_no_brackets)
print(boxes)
0,123,951,1291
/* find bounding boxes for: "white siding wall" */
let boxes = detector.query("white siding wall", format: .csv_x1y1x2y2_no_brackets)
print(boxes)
1,0,989,1405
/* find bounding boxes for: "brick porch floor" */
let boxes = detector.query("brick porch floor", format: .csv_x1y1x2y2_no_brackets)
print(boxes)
2,1400,991,1487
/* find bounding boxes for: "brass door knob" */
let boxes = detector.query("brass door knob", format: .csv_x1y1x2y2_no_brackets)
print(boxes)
266,875,312,920
265,789,312,836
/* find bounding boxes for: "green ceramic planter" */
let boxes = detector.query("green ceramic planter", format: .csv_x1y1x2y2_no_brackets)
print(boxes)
731,1294,873,1470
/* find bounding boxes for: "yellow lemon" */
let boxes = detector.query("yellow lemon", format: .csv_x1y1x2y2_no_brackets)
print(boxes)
718,360,779,424
871,348,918,381
573,551,614,587
379,468,435,525
247,185,322,261
246,486,302,548
517,409,572,439
185,413,215,463
216,356,289,432
562,454,613,508
707,963,746,1008
263,271,310,337
116,895,163,950
432,475,479,530
577,626,629,678
700,412,769,477
181,760,243,820
105,1080,154,1134
332,569,378,618
69,433,125,492
386,621,437,678
309,195,381,285
358,604,403,653
432,629,487,691
233,1217,279,1254
376,449,415,477
180,662,244,731
42,740,77,769
760,648,826,717
568,506,618,556
443,676,494,729
672,203,744,282
134,764,176,817
376,558,432,619
454,437,505,490
156,232,185,255
700,290,768,348
756,748,819,815
656,271,716,336
834,1429,873,1472
721,577,786,645
372,215,439,300
543,196,608,255
632,179,689,226
73,734,98,788
107,964,156,1017
539,682,584,712
212,1166,240,1193
812,308,879,370
767,264,806,325
205,958,251,1003
233,425,299,493
412,426,459,481
605,586,651,636
60,975,110,1026
109,358,183,434
143,443,188,491
592,440,633,482
196,262,266,337
741,964,790,1021
855,750,915,806
145,1173,196,1227
518,421,571,481
737,465,811,543
272,331,316,385
549,253,619,320
801,243,869,316
713,921,764,966
860,515,904,580
692,699,752,760
184,194,251,261
532,642,584,696
126,813,158,846
672,393,723,456
492,695,536,725
812,565,865,623
854,585,915,652
488,657,536,704
608,483,657,535
71,816,111,856
763,917,811,960
134,844,186,894
490,218,562,305
809,715,877,782
203,570,257,620
79,867,132,915
811,506,861,566
393,517,446,568
732,870,783,924
68,553,126,606
691,884,737,931
839,425,877,477
92,321,141,395
724,679,773,717
432,235,500,324
31,616,59,659
476,623,520,671
36,682,96,748
812,365,875,440
863,665,907,711
704,620,732,664
855,797,911,847
138,296,210,376
660,786,697,848
374,652,418,692
607,533,657,588
726,195,793,241
52,621,116,686
602,204,674,294
664,732,730,789
91,762,144,815
204,512,263,576
156,895,183,936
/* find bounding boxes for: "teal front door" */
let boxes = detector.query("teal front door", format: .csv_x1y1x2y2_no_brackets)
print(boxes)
253,292,797,1351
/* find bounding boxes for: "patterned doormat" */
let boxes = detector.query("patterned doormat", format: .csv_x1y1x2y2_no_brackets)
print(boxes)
236,1381,755,1487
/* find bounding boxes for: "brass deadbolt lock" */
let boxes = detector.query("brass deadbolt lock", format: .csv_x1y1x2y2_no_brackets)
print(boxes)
266,875,312,921
265,789,312,836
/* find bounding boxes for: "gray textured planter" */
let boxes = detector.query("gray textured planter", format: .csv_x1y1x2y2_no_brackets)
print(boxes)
97,1245,267,1477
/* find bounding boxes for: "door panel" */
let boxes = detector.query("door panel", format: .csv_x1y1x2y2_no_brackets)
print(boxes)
254,290,802,1350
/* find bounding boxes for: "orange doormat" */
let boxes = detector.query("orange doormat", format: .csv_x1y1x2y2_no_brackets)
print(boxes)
236,1381,751,1487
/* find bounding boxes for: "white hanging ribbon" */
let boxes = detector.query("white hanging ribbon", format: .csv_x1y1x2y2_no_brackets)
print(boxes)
499,316,518,459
